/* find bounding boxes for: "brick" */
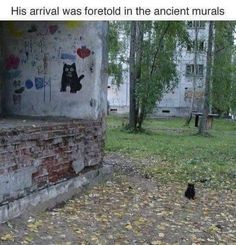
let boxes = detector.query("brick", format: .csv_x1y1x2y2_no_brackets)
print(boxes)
0,119,104,204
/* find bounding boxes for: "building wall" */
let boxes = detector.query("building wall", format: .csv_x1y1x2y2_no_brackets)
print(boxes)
1,21,107,120
0,21,108,222
107,66,129,114
155,22,209,117
0,120,103,205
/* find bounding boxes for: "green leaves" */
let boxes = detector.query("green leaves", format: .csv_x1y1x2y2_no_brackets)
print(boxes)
108,21,129,87
212,21,236,114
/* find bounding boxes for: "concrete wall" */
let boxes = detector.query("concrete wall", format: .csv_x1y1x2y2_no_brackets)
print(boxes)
0,21,107,120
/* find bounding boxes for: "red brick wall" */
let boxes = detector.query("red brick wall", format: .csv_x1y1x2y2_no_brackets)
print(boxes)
0,120,104,204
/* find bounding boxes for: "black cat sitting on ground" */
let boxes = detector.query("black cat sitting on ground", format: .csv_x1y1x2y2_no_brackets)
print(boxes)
61,63,84,93
185,183,195,200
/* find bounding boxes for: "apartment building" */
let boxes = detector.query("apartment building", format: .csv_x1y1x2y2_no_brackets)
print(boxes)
107,21,209,117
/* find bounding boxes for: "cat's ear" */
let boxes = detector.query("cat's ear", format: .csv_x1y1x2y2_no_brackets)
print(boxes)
72,63,76,68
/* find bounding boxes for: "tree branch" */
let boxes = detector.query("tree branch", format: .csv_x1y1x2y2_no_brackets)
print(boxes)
150,22,171,76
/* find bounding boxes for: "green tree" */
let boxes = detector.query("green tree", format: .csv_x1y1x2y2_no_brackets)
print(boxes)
129,21,189,131
185,24,199,126
212,21,236,116
108,21,189,130
108,21,129,87
198,21,214,135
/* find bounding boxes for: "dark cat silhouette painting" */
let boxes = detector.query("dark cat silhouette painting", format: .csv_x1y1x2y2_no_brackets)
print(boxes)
184,183,195,200
60,63,84,93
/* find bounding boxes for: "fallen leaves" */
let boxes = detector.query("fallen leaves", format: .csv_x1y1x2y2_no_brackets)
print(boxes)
151,240,163,245
0,233,14,242
158,232,165,238
0,173,236,244
26,220,43,232
125,222,133,230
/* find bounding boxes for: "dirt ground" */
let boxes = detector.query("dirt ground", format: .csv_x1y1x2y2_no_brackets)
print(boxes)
0,153,235,245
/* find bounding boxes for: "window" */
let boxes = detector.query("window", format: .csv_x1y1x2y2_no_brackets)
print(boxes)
186,43,192,52
198,65,204,76
187,21,205,29
187,21,193,28
198,41,204,51
186,40,205,52
186,64,194,75
199,22,205,28
186,64,204,76
162,110,170,113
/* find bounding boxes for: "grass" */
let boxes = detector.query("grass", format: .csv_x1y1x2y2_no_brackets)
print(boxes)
105,115,236,189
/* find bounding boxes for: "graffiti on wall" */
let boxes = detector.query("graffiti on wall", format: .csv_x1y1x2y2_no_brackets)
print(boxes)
65,21,81,29
35,77,52,101
35,77,45,89
5,55,20,70
60,63,84,93
4,22,97,110
13,79,24,105
7,23,23,38
25,79,34,89
61,53,76,62
4,70,21,80
77,46,91,59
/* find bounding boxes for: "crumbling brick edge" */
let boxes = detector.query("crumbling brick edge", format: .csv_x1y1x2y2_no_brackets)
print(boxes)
0,164,113,224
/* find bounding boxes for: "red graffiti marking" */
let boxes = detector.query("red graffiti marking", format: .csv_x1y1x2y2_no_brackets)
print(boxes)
5,55,20,70
77,46,91,59
49,25,58,35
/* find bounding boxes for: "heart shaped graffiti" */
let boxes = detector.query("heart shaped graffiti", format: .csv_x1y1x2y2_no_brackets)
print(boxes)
5,55,20,70
77,46,91,59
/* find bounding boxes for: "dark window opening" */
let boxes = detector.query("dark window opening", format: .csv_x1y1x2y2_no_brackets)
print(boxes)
186,40,205,52
187,21,205,29
186,64,204,77
162,110,170,113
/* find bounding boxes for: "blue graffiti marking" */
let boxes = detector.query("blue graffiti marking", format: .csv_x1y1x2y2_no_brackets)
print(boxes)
25,79,33,89
35,77,44,89
61,53,76,61
4,70,21,80
35,77,51,90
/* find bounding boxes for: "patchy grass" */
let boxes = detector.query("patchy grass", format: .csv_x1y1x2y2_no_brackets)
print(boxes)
105,115,236,189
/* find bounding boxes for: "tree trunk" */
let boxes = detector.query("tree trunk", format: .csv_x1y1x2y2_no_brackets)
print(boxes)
129,21,137,130
199,21,214,135
136,22,144,131
185,24,198,125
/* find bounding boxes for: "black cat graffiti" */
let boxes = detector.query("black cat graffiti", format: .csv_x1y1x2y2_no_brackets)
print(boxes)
60,63,84,93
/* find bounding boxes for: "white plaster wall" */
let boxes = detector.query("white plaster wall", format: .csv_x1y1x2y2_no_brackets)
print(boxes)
156,22,209,116
107,77,129,107
1,21,108,120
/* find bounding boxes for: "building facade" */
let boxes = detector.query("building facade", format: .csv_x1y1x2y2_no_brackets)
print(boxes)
107,21,209,117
